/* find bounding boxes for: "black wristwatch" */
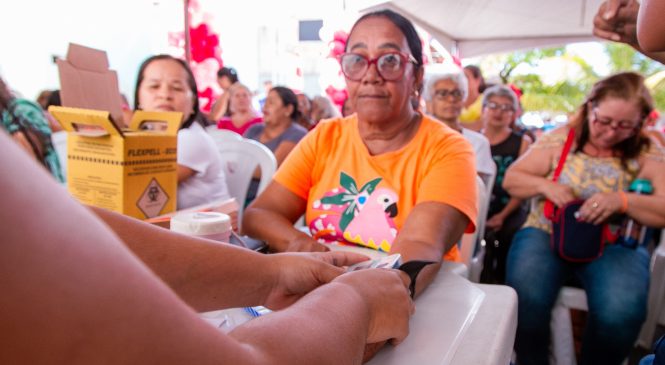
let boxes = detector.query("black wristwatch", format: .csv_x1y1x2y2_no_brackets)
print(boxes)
398,260,436,299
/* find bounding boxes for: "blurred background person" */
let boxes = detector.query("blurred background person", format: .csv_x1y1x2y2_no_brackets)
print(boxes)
424,65,495,186
504,72,665,365
481,84,532,284
0,77,64,183
42,89,64,132
35,89,53,110
134,55,230,210
459,65,487,132
216,82,262,135
296,92,314,130
310,95,341,129
243,86,307,203
245,86,307,167
208,66,239,122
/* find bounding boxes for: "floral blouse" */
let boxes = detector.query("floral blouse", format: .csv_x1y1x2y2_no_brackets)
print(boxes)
1,98,64,182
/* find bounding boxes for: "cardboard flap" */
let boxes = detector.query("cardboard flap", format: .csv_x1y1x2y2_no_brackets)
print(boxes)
48,106,124,137
57,43,124,128
130,111,182,135
66,43,109,71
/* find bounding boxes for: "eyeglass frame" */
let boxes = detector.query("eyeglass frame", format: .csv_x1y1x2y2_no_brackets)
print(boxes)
484,101,515,113
338,51,418,82
591,108,642,132
433,88,464,101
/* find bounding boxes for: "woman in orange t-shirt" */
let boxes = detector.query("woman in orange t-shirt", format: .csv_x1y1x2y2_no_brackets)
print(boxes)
243,9,477,299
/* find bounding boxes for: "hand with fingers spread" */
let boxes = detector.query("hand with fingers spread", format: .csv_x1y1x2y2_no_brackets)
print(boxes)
541,181,576,208
263,251,370,310
576,192,624,225
593,0,640,45
333,268,414,345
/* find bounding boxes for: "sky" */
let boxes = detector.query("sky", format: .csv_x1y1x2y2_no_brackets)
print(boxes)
0,0,386,102
0,0,613,103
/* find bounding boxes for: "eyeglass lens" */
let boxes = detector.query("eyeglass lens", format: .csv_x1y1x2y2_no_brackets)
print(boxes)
435,89,463,99
486,102,514,112
341,53,407,81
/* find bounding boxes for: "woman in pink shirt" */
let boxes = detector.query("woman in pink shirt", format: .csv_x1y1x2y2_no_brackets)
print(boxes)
216,83,262,135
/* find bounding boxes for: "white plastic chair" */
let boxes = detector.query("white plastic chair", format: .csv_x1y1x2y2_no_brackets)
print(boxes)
550,232,665,365
459,175,489,282
206,127,243,142
637,230,665,348
209,134,277,227
479,170,495,241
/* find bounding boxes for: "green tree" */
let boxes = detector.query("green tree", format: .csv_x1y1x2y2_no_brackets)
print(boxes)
605,43,665,111
498,47,565,84
494,47,599,113
483,43,665,114
605,43,664,75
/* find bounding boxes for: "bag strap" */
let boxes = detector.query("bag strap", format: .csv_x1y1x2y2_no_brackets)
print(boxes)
544,128,576,220
603,224,619,243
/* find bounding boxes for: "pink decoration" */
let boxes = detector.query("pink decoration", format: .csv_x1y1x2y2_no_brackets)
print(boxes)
328,40,346,59
323,30,350,112
179,0,224,114
325,86,348,112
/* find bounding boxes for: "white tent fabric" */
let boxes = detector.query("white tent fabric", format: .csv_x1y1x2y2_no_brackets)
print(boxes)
364,0,605,57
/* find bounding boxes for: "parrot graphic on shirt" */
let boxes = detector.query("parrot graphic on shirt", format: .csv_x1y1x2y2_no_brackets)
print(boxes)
309,172,398,252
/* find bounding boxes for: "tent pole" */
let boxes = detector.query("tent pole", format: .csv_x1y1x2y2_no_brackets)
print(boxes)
452,41,460,59
184,0,191,63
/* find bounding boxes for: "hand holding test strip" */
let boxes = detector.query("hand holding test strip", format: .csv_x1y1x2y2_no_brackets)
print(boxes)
345,254,402,272
241,254,403,320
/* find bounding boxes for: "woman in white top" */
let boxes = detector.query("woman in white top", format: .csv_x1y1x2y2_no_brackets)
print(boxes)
134,55,229,209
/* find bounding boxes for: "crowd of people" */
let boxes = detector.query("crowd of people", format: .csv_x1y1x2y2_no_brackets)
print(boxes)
2,0,665,364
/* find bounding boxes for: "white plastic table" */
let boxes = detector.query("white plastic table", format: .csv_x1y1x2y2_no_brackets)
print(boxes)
367,268,517,365
319,244,518,365
201,244,517,365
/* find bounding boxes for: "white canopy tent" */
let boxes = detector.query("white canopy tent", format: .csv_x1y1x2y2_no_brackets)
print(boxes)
364,0,606,58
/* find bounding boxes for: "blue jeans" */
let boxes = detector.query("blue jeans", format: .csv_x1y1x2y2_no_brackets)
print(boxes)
506,227,650,365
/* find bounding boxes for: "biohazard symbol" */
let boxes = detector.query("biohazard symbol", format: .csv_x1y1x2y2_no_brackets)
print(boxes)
137,178,169,218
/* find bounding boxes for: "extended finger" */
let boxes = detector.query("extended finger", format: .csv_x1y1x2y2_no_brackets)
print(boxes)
603,0,630,20
594,28,622,41
315,251,370,267
303,242,330,252
591,207,609,225
614,0,639,22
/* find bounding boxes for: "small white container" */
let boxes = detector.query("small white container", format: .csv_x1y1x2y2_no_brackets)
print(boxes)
170,212,232,242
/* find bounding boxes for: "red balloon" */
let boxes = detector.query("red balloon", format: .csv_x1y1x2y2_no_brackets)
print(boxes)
328,40,346,58
333,30,348,44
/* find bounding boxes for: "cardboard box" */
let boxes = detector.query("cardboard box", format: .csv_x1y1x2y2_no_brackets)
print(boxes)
52,43,183,219
50,106,182,219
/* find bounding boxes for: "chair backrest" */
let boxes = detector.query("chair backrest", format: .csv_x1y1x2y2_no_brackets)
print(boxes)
478,170,495,241
637,232,665,347
210,135,277,225
206,126,243,142
459,175,488,277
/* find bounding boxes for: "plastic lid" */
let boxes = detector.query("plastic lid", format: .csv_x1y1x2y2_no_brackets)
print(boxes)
629,179,654,194
170,212,232,236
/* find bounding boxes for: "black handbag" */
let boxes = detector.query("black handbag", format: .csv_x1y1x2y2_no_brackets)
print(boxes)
544,129,616,263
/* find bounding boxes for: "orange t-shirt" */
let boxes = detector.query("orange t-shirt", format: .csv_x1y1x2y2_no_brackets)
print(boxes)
274,114,477,262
